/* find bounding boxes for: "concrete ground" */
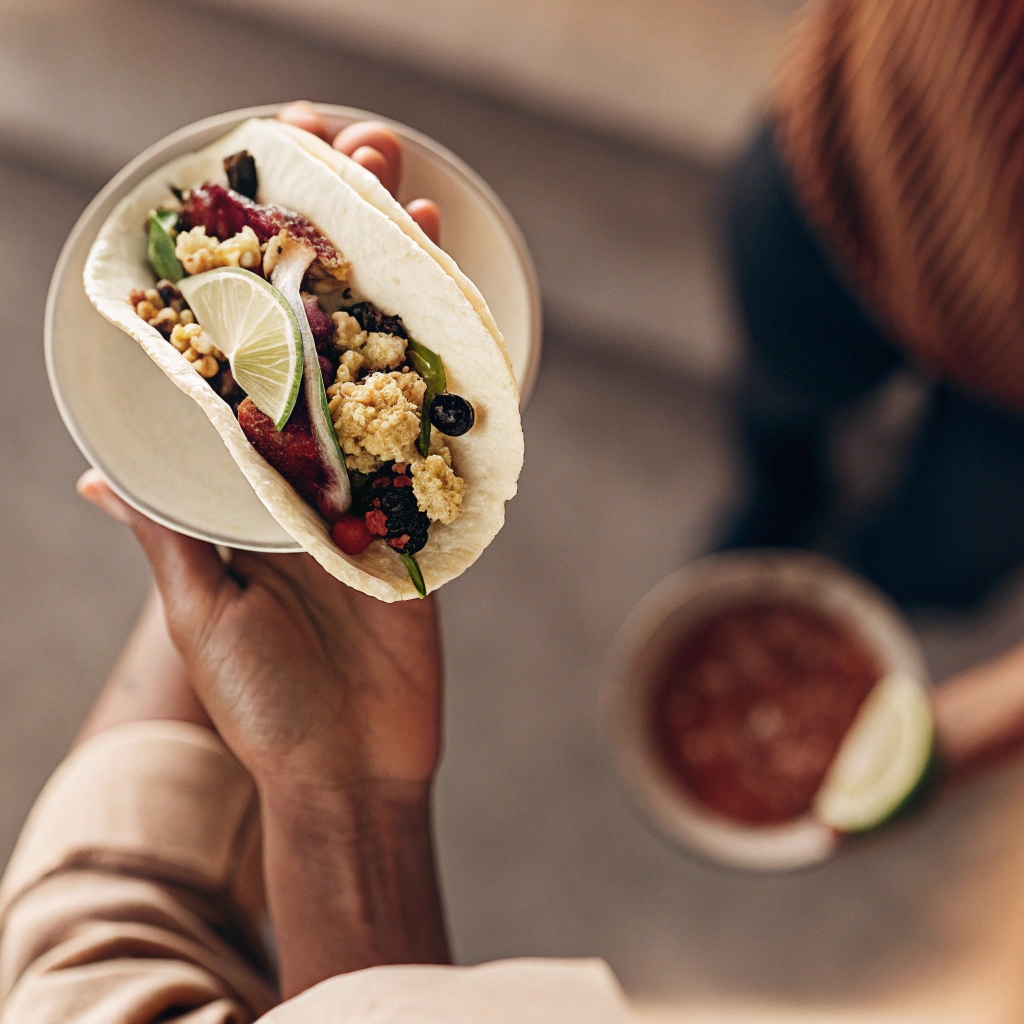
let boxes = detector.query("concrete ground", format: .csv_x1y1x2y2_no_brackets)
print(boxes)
5,3,1024,1021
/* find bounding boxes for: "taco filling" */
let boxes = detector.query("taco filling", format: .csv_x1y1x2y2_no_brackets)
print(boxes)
127,149,474,596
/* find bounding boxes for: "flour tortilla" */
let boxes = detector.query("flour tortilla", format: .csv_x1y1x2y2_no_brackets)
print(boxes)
273,120,518,387
84,118,524,601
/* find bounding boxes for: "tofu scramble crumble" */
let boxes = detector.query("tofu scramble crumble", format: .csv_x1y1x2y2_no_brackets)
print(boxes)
129,149,474,594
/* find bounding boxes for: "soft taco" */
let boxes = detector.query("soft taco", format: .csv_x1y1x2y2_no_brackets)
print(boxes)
84,117,524,602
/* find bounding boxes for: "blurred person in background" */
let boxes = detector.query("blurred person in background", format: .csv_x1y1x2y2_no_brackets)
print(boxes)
724,0,1024,610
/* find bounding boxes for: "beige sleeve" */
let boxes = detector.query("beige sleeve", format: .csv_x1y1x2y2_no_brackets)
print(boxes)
0,722,278,1024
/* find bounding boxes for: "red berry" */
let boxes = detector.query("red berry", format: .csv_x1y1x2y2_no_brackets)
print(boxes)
392,475,412,488
331,514,374,555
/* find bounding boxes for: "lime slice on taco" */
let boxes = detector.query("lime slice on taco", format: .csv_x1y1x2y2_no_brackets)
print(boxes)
814,671,934,833
179,267,302,431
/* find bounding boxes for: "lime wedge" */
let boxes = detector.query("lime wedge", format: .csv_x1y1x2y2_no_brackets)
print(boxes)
814,672,934,833
179,267,302,430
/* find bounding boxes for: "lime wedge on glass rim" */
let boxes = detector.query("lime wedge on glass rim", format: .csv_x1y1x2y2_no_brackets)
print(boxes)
813,671,935,833
179,267,303,430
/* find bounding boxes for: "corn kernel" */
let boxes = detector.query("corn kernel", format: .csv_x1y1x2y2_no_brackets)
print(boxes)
195,354,220,378
150,307,179,331
191,331,215,355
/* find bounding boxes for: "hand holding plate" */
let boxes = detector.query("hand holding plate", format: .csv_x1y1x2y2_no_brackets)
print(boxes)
76,469,443,801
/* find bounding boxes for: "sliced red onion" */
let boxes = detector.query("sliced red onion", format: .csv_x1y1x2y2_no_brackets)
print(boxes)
271,240,351,518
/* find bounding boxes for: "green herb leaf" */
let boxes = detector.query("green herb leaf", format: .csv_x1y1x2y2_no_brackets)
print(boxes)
405,338,447,390
147,210,185,283
400,552,427,598
154,208,179,234
406,338,447,457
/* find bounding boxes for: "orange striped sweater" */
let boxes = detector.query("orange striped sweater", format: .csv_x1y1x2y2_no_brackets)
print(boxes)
774,0,1024,411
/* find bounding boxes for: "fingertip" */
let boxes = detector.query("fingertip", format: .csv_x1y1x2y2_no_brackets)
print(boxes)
77,470,136,526
350,145,397,194
332,121,402,164
277,101,332,142
76,467,104,498
333,121,403,194
405,199,441,245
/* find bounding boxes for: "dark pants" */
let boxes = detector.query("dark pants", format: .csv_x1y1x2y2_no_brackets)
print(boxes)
723,123,1024,609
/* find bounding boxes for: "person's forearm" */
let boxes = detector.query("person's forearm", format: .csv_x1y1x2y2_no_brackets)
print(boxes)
260,780,450,998
933,642,1024,784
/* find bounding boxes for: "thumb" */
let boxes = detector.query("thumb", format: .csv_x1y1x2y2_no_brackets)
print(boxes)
76,470,234,631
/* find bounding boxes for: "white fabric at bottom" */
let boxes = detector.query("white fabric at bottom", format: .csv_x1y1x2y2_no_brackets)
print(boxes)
261,959,634,1023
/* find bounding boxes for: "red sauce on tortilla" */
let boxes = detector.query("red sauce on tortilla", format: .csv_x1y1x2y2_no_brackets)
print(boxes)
652,601,881,825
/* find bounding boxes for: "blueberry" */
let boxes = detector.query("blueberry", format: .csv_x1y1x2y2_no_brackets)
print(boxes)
429,393,475,436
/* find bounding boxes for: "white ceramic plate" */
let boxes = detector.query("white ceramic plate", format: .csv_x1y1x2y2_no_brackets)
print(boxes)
46,103,541,551
604,551,929,871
